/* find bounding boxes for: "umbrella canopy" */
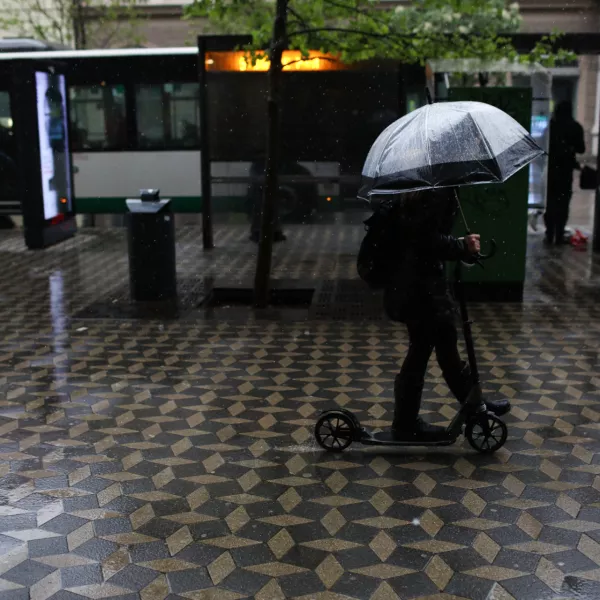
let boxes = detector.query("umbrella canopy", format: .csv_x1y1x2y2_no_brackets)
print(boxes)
358,101,544,201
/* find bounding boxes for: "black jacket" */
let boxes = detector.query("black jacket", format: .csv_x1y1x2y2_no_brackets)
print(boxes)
548,116,585,175
384,190,470,323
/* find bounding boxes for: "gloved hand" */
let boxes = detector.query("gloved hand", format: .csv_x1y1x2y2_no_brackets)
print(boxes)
461,234,481,255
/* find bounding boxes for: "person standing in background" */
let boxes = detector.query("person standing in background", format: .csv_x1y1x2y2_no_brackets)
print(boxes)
544,101,585,245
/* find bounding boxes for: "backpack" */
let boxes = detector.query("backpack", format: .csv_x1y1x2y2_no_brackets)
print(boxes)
357,203,398,289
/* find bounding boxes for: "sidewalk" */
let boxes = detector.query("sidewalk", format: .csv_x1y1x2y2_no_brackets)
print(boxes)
0,211,598,600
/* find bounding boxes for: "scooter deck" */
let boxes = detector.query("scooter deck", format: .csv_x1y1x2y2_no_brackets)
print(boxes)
360,430,456,447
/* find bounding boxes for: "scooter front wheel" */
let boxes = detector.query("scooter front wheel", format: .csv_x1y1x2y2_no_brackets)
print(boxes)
315,412,355,452
465,414,508,454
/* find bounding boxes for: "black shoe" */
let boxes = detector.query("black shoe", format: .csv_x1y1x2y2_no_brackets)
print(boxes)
464,386,511,417
484,398,511,417
448,363,511,417
392,376,450,442
391,417,450,442
543,236,553,245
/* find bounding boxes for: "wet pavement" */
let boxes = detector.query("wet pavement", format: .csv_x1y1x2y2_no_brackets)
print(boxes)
0,211,600,600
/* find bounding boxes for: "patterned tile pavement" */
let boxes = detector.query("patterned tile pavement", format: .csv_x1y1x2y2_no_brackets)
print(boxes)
0,218,600,600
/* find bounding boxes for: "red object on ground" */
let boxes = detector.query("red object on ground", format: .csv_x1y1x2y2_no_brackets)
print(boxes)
570,229,588,251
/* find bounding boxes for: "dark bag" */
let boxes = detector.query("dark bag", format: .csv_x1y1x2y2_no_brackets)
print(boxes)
357,206,398,289
580,165,597,190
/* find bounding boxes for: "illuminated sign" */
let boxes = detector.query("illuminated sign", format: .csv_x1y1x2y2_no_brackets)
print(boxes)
205,50,342,72
35,72,73,221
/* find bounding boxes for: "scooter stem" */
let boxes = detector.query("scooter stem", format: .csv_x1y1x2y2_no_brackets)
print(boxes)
453,238,496,386
447,384,485,437
454,260,480,385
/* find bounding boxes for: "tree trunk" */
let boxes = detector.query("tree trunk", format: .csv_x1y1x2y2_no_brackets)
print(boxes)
253,0,287,308
73,0,87,50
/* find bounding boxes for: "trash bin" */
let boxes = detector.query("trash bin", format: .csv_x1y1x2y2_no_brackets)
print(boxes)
126,189,177,303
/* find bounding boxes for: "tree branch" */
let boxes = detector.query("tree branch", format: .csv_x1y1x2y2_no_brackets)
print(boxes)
322,0,393,28
288,27,391,39
28,0,69,42
96,20,121,48
287,5,310,29
283,56,339,67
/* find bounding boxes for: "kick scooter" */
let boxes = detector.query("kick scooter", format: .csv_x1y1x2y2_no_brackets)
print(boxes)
314,241,508,455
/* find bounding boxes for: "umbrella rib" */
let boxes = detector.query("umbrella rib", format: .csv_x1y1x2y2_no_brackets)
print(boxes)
424,105,432,187
468,113,502,180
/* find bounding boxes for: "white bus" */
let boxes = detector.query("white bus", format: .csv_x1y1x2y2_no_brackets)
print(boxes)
0,43,420,221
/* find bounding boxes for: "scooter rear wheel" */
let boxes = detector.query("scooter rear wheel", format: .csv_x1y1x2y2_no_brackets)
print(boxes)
465,414,508,454
315,412,355,451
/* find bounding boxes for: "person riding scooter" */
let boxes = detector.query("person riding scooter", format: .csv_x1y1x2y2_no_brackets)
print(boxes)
384,188,511,442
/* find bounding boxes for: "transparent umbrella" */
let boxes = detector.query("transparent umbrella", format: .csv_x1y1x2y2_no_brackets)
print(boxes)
358,100,544,203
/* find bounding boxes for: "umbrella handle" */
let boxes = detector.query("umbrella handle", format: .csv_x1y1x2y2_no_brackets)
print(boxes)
477,238,497,261
460,238,497,270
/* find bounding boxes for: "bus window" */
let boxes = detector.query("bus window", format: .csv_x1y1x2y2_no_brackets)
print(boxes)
0,91,17,201
135,83,200,150
69,84,127,150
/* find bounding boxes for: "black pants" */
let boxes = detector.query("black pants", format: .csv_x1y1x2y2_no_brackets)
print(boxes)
393,313,464,426
544,182,572,243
